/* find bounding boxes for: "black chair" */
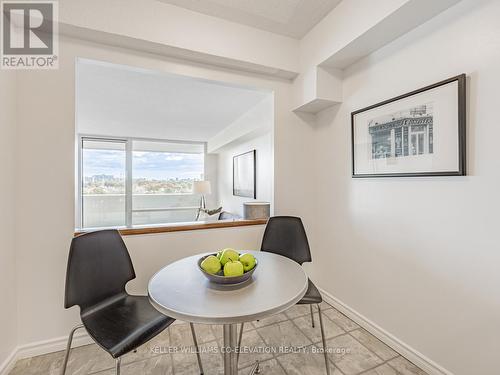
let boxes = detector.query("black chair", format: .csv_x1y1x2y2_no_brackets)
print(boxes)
61,230,204,375
237,216,330,375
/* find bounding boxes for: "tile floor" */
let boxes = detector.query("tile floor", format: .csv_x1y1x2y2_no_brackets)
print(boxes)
9,302,427,375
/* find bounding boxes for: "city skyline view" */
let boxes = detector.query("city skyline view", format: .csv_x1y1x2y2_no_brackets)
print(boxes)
82,149,204,179
82,149,204,194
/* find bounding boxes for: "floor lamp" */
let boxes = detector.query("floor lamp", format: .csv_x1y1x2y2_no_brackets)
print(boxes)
193,180,211,221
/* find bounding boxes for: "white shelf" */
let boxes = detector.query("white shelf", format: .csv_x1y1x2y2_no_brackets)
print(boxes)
293,98,340,114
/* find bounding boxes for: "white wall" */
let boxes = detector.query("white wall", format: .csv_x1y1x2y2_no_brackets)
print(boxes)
210,95,274,217
207,95,273,153
216,132,273,218
309,1,500,374
123,225,266,294
13,36,316,350
0,71,18,369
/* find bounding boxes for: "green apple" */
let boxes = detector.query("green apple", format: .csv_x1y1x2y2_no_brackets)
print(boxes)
223,260,244,277
238,253,256,272
216,250,223,259
200,255,221,275
219,248,240,266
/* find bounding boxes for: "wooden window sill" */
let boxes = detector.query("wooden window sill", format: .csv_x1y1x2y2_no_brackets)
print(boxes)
74,219,268,237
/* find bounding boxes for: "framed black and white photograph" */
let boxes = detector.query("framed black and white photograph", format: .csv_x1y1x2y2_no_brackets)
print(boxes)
233,150,256,198
351,74,466,177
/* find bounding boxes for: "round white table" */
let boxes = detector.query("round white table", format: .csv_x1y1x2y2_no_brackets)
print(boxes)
148,250,308,375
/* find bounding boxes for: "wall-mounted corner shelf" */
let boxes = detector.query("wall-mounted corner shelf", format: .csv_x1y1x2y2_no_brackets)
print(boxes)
292,65,342,115
293,98,340,114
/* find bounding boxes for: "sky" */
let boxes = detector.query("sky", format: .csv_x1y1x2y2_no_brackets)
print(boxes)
83,149,204,180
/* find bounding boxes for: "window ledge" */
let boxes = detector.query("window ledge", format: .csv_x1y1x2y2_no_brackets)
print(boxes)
74,219,268,237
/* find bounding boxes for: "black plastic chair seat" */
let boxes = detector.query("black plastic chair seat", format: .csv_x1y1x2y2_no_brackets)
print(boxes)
297,278,322,305
81,294,174,358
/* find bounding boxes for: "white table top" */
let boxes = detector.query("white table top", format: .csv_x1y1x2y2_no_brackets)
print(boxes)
148,250,308,324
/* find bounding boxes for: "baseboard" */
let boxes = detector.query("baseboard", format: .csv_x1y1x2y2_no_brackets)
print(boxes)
0,330,93,375
0,348,17,375
318,287,454,375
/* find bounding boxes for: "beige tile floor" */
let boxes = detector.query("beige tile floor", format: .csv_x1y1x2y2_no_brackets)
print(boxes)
9,302,427,375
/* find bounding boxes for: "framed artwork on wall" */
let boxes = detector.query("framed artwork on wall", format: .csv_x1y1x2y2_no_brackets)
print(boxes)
351,74,466,177
233,150,256,198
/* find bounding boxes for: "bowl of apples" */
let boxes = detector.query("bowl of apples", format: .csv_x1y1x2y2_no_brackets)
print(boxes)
198,248,258,285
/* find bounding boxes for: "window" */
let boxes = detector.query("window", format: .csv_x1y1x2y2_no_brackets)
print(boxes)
81,139,126,228
79,137,205,230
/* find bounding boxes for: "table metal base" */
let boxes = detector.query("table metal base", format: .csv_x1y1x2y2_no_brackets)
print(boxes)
223,324,261,375
223,324,238,375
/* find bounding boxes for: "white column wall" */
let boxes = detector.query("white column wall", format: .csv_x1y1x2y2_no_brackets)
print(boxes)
0,70,18,369
310,1,500,374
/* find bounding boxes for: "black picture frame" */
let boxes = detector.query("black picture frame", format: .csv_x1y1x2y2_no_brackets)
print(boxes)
233,150,256,198
351,74,466,178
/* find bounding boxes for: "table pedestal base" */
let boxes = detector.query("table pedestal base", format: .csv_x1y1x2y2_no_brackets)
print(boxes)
223,324,261,375
223,324,238,375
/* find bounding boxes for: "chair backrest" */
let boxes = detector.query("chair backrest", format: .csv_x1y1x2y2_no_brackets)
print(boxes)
64,230,136,311
260,216,312,265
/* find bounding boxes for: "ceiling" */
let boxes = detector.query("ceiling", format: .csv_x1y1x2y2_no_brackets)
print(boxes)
156,0,342,38
77,59,271,142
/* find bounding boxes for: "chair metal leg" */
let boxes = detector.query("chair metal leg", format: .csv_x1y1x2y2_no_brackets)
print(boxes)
318,305,331,375
248,360,261,374
236,322,244,364
237,323,260,374
190,323,204,375
115,357,121,375
60,324,84,375
310,304,315,328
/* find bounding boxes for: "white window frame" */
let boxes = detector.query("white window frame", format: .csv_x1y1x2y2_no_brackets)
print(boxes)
77,134,206,230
